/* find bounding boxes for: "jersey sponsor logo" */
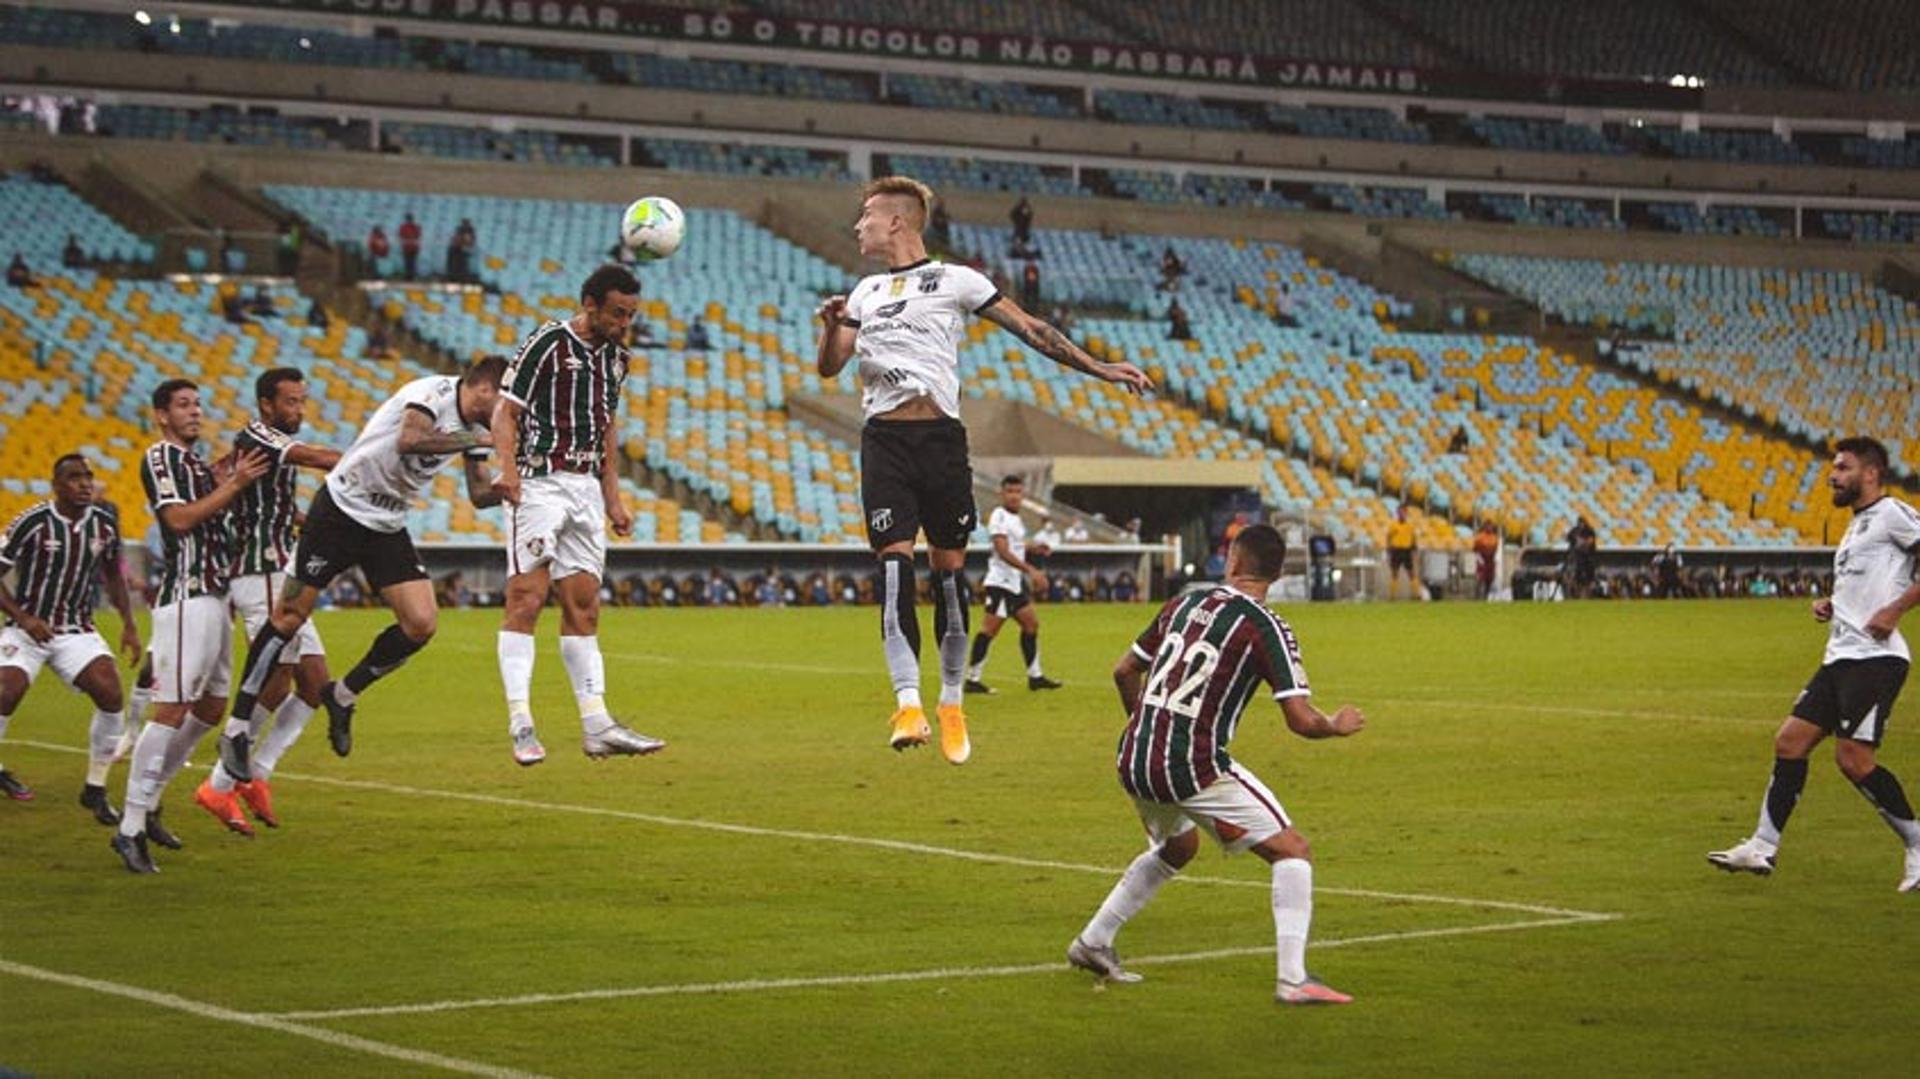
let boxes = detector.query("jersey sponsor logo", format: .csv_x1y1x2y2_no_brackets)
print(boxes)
870,507,893,533
874,300,908,319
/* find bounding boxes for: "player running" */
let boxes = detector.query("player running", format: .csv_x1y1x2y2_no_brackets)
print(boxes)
964,474,1061,694
193,368,341,834
1709,437,1920,892
113,380,271,873
1068,524,1365,1004
223,357,507,779
493,264,663,766
815,176,1149,764
0,454,143,823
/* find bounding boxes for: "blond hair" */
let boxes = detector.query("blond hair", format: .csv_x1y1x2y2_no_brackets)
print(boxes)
861,175,935,231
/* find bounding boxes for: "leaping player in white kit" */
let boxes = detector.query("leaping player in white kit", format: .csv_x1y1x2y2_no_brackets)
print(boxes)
815,176,1149,764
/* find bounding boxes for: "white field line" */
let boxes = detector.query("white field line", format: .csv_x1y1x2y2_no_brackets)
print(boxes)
4,737,1615,922
267,914,1613,1022
0,957,547,1079
442,643,1775,726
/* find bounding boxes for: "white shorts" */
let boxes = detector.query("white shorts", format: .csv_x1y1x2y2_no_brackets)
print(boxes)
507,472,607,581
0,626,112,688
229,572,326,660
1132,764,1293,856
150,594,233,705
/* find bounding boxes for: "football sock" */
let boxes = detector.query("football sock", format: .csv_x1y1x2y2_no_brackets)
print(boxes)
343,624,427,696
560,634,614,735
1272,858,1314,986
1753,756,1808,849
229,622,294,723
968,632,992,680
497,629,536,731
161,718,216,785
1081,847,1181,949
1853,765,1920,848
879,553,922,710
931,570,970,708
1021,631,1041,677
252,696,315,781
0,712,10,769
118,720,172,837
86,709,124,786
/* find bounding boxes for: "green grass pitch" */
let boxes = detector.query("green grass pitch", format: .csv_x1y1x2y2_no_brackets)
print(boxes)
1,599,1914,1077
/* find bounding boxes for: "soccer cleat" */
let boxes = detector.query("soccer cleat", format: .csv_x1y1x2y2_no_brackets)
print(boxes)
79,784,121,827
1899,846,1920,894
582,722,666,759
1707,838,1777,876
1276,977,1353,1005
145,805,183,850
0,769,33,801
963,678,995,696
193,781,255,838
1066,938,1143,984
888,706,930,751
511,726,548,767
110,831,158,874
321,681,354,757
936,704,971,765
217,731,253,784
235,779,279,828
1028,675,1063,691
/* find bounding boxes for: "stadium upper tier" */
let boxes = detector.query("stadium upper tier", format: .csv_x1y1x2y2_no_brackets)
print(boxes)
956,222,1799,547
0,172,153,267
1450,254,1920,480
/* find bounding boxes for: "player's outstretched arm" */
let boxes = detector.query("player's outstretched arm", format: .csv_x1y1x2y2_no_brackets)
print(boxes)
815,295,857,378
1113,650,1149,717
980,297,1152,394
396,407,489,458
285,442,342,471
463,450,503,511
1279,696,1365,740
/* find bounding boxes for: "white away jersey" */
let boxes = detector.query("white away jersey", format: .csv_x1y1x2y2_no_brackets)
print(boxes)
326,376,485,533
1826,496,1920,664
843,259,1000,420
985,505,1028,592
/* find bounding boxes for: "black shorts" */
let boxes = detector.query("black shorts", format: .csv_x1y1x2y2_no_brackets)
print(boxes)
860,417,976,550
983,585,1031,619
294,486,428,593
1388,548,1414,572
1791,656,1908,746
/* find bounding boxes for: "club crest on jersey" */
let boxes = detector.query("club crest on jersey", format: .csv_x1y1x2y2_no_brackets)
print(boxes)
874,300,908,319
916,269,945,294
870,508,893,533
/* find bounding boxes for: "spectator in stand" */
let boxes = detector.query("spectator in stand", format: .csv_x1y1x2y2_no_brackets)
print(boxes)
1010,196,1034,245
249,285,277,318
451,217,478,282
1167,298,1193,341
1448,423,1471,454
62,233,84,269
275,220,301,276
1159,246,1186,290
1565,515,1599,599
687,320,712,351
445,231,467,284
630,320,659,349
1274,284,1298,328
398,213,422,279
306,296,330,332
221,287,250,324
1020,261,1042,310
1472,519,1500,599
367,224,390,273
364,321,392,359
5,253,34,289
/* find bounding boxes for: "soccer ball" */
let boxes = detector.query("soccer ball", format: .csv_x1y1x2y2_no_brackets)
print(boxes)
621,196,684,261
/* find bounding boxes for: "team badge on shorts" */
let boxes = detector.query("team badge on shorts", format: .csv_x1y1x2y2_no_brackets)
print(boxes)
526,536,547,559
870,508,893,533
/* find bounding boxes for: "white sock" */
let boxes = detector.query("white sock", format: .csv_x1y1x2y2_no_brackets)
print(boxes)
1272,859,1314,986
0,712,11,768
331,681,357,706
128,684,152,725
119,721,174,836
87,709,125,786
1081,847,1181,949
161,718,217,785
560,634,614,735
498,630,536,731
253,696,316,780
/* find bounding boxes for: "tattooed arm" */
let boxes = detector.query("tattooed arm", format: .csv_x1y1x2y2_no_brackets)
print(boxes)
979,297,1152,393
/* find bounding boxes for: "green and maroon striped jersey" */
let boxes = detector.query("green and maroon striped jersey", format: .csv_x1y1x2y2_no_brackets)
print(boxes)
229,420,302,576
504,320,628,478
0,501,120,632
141,440,233,604
1116,586,1310,802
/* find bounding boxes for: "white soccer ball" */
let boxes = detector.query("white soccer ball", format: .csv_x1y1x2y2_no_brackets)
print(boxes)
621,196,685,261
